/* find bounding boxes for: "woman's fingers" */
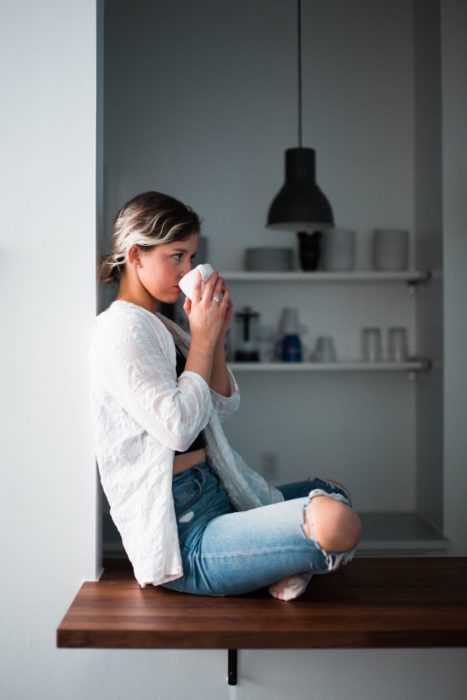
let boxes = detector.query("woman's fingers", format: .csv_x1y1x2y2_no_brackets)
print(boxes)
191,270,203,303
202,270,219,300
219,287,230,311
214,276,224,299
183,297,191,316
204,272,227,304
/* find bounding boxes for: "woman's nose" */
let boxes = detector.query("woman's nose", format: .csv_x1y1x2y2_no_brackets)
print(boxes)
180,260,192,277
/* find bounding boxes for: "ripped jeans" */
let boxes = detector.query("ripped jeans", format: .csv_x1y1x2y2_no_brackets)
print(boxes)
161,458,357,596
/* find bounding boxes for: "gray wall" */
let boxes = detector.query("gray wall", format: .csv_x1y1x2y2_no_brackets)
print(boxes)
442,0,467,553
1,1,466,699
414,0,444,530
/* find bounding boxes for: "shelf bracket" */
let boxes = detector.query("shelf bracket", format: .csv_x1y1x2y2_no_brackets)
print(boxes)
227,649,238,685
406,270,432,295
406,358,432,380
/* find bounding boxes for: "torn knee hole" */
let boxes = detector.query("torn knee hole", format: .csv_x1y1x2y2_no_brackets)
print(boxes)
304,495,360,553
303,497,321,541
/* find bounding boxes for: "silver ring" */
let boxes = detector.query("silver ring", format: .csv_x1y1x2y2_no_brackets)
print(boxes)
213,294,222,303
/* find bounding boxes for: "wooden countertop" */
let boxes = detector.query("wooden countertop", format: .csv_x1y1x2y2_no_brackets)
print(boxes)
57,556,467,649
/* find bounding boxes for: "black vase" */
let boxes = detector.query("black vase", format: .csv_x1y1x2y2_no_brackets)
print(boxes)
298,231,322,271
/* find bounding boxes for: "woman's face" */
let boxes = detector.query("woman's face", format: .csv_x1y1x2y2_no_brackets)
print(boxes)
136,231,199,306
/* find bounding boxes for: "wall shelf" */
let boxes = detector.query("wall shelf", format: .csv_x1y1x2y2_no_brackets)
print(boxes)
229,360,431,373
223,270,431,283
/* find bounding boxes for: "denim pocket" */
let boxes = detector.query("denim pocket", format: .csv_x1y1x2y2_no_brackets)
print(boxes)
172,479,201,512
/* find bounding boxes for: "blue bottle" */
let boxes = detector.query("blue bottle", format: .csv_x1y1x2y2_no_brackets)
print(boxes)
281,334,302,362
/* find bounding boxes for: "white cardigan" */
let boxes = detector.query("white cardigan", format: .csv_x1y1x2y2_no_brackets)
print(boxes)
89,300,283,587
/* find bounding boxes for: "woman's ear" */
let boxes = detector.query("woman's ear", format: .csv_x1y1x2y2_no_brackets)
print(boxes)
127,244,142,268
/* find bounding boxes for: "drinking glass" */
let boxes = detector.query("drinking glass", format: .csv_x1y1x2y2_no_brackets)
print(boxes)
313,336,337,362
362,327,383,362
387,327,408,362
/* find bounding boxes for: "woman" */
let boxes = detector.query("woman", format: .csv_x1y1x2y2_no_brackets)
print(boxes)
90,191,361,600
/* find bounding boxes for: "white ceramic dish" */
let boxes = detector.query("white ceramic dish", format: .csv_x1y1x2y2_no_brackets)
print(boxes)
179,263,222,301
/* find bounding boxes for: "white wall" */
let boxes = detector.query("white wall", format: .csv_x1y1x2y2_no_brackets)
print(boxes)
0,0,99,696
1,1,465,699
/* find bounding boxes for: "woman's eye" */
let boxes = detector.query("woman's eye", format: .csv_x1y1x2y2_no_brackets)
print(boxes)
172,253,183,262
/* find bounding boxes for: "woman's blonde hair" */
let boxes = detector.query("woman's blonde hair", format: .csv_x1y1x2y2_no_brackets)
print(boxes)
99,191,201,284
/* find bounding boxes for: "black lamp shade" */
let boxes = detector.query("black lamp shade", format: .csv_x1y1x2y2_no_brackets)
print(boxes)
267,148,334,232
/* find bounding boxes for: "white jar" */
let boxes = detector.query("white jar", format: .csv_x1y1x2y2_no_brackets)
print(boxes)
372,228,409,271
320,228,356,271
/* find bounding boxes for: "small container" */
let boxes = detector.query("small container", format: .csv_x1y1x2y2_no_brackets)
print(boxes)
387,327,408,362
372,229,409,271
256,325,276,362
281,334,302,362
362,327,383,362
320,228,356,271
312,336,337,362
298,232,321,271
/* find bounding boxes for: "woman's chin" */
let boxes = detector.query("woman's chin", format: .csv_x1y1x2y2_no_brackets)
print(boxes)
163,289,182,304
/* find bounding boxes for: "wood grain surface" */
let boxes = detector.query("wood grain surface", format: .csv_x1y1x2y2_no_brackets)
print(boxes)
57,557,467,649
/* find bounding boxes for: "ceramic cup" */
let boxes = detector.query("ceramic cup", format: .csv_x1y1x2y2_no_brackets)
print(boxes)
179,263,222,301
320,228,356,271
372,229,409,271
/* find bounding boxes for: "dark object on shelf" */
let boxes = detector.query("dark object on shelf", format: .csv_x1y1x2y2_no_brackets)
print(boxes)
235,306,260,362
298,231,321,270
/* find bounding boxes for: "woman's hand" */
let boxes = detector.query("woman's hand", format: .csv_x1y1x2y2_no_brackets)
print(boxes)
183,270,233,392
183,270,230,347
216,276,233,342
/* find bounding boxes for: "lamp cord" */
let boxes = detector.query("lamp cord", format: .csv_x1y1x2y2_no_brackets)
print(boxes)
297,0,302,148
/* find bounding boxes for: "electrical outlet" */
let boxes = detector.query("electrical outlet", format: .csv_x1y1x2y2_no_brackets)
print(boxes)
261,451,279,479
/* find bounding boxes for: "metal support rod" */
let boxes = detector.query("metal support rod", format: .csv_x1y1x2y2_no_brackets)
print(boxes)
227,649,238,685
297,0,303,147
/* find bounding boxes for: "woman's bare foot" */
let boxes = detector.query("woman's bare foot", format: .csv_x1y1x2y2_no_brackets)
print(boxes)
268,573,312,601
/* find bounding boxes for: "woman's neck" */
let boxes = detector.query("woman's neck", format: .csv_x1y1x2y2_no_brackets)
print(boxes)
116,277,158,314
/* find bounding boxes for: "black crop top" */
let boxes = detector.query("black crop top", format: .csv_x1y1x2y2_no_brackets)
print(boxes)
174,345,207,455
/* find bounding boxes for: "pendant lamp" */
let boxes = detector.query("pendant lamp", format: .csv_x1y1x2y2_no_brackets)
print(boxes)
266,0,334,232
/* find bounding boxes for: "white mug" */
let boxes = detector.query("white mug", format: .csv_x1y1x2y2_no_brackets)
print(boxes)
372,229,409,271
321,228,356,271
179,263,220,301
